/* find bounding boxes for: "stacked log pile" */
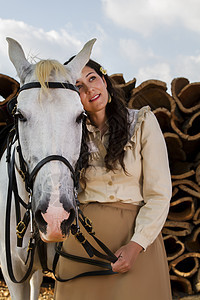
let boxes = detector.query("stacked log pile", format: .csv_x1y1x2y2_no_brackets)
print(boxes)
0,73,199,299
112,74,200,299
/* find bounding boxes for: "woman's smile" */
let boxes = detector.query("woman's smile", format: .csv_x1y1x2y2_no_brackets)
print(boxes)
89,94,100,102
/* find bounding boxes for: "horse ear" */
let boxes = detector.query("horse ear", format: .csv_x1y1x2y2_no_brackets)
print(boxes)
6,37,31,83
65,38,96,83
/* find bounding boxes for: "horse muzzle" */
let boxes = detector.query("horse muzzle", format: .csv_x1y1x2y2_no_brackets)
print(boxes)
35,202,76,243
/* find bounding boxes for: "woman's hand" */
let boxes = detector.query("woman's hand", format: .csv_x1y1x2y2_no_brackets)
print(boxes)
111,241,143,273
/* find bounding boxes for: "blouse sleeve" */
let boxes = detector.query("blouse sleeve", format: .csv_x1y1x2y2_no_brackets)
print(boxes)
131,110,172,250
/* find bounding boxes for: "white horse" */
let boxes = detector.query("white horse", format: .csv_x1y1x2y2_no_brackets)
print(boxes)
0,37,95,299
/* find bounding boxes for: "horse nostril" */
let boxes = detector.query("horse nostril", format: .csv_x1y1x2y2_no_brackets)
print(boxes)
61,209,76,235
35,210,47,234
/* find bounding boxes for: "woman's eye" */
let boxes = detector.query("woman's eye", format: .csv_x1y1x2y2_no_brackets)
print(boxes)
89,76,96,82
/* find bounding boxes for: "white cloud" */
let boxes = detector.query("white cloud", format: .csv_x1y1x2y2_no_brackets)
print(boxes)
102,0,200,35
174,54,200,83
119,38,172,86
119,39,155,64
137,63,172,87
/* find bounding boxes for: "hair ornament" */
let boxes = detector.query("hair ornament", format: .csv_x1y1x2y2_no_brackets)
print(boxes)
100,66,107,75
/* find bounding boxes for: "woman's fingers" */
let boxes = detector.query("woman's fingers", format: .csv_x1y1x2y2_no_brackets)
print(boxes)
111,242,143,273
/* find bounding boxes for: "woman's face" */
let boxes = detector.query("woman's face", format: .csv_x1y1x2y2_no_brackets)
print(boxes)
76,66,108,115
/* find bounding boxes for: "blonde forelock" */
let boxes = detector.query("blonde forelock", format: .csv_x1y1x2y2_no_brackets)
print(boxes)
35,60,67,92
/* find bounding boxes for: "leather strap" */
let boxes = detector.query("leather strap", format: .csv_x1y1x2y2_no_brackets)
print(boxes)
19,82,79,94
5,149,36,283
52,209,118,282
53,242,117,282
28,155,76,190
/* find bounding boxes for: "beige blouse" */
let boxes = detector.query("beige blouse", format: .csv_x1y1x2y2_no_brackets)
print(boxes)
78,106,172,250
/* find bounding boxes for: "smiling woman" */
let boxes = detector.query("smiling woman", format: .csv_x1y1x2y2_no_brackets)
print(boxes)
54,57,173,300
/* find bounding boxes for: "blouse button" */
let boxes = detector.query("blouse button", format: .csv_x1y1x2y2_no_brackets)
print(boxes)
109,195,114,200
108,181,113,186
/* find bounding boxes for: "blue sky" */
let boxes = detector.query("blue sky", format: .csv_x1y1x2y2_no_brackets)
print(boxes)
1,0,200,94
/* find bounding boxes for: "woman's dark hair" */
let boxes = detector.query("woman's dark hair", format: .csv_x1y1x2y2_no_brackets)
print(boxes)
64,58,130,175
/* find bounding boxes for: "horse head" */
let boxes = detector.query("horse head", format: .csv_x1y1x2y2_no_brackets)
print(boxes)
7,37,96,243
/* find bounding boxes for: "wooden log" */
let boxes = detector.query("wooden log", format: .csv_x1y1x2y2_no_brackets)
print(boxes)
171,77,200,114
120,79,137,101
164,132,186,162
179,186,200,199
0,73,19,105
172,186,179,198
185,227,200,252
170,275,193,296
170,253,200,278
162,221,194,236
196,164,200,185
193,267,200,293
163,235,185,261
182,140,200,163
110,73,126,84
170,161,195,177
171,116,200,141
110,73,136,101
171,170,195,180
175,82,200,114
168,197,195,221
182,111,200,137
171,77,190,98
193,207,200,225
128,79,175,111
171,185,197,208
153,108,172,133
170,95,200,146
0,73,19,128
163,132,197,177
172,180,200,199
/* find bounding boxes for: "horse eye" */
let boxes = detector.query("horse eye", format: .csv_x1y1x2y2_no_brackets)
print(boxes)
76,111,87,124
15,109,27,122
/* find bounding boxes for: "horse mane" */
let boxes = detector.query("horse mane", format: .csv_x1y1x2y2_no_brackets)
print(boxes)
35,60,67,92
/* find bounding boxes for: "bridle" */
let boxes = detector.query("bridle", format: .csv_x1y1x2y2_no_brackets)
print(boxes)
5,81,81,283
5,81,117,284
8,81,81,192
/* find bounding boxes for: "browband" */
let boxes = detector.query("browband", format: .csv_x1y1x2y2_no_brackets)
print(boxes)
19,81,79,94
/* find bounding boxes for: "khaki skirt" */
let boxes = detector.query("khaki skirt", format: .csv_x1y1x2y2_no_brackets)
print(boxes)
54,202,172,300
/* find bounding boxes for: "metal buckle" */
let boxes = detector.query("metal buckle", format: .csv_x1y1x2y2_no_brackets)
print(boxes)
16,221,26,238
27,239,34,252
85,217,95,234
75,231,86,245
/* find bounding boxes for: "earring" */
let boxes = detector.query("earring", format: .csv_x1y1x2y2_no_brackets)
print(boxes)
108,93,112,103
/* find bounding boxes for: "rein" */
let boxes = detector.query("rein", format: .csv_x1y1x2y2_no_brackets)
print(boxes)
5,81,117,284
